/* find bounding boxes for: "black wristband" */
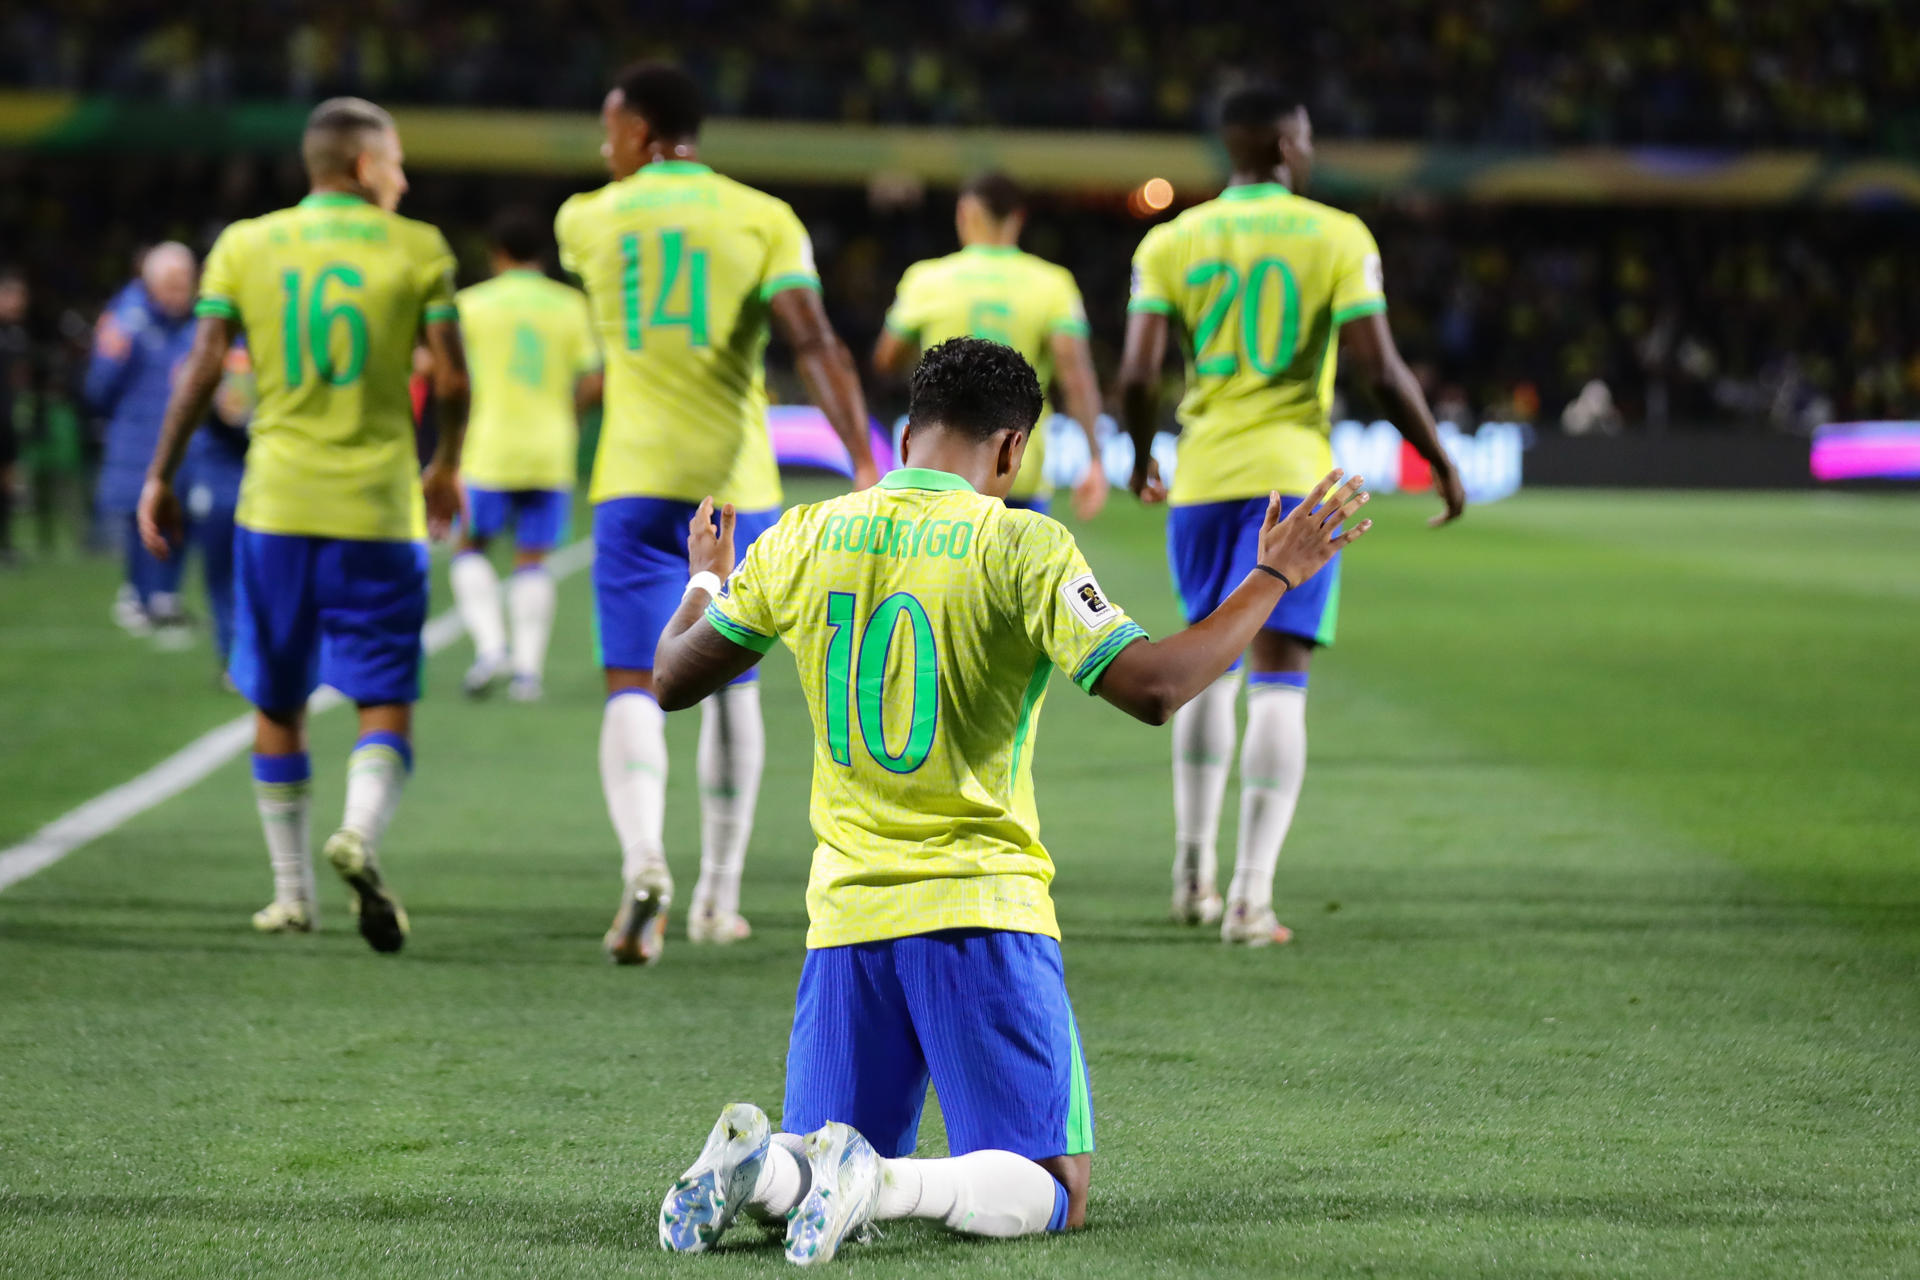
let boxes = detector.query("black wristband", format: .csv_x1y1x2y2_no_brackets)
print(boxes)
1254,564,1293,591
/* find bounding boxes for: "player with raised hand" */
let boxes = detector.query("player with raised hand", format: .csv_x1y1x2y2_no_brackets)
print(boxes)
873,171,1108,519
1118,83,1465,947
138,98,469,953
646,338,1368,1263
449,207,602,703
556,62,878,964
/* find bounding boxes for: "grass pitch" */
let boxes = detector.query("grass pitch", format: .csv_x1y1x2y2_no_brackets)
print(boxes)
2,487,1917,1278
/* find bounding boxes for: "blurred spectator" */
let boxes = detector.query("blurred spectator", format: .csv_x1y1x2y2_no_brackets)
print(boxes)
1561,380,1623,436
84,242,198,645
3,1,1917,150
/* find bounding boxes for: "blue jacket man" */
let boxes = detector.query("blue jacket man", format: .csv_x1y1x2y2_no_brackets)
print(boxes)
86,244,201,638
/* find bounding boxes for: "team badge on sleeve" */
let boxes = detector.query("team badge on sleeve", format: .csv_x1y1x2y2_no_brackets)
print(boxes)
1062,573,1117,629
1363,254,1384,294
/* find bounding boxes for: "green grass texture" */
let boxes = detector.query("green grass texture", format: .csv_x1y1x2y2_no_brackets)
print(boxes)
2,486,1917,1278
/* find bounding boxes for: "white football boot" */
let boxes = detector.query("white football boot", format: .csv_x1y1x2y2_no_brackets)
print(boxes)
1220,900,1294,947
462,655,507,699
687,909,752,945
658,1102,773,1253
785,1122,880,1266
604,862,673,966
251,899,313,933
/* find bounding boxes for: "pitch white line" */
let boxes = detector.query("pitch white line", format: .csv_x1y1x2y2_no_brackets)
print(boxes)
0,538,595,893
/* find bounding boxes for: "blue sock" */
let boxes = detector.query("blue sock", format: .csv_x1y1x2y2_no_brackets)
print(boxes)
1248,670,1308,691
251,751,311,785
1046,1177,1070,1232
352,729,412,773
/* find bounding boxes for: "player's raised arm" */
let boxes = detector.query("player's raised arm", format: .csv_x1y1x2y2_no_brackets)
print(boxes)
1094,471,1371,724
138,313,235,557
771,287,879,490
1341,310,1465,528
653,498,766,709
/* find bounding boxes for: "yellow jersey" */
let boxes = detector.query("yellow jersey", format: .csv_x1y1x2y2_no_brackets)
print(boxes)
1128,184,1385,504
882,246,1090,499
555,161,820,512
196,191,457,540
706,466,1147,948
456,270,599,492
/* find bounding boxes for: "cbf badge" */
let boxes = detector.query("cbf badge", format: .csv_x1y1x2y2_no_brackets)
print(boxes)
1062,573,1117,629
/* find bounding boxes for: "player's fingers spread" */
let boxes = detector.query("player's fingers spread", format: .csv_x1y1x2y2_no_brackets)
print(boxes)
1302,469,1341,514
719,504,737,537
1336,518,1374,546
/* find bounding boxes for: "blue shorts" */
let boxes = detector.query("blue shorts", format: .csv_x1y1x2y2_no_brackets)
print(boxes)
1005,494,1051,516
782,929,1094,1162
466,485,571,552
592,497,779,672
1168,495,1342,647
230,528,429,711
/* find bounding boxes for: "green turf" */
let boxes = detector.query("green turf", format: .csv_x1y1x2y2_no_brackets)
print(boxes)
2,488,1917,1278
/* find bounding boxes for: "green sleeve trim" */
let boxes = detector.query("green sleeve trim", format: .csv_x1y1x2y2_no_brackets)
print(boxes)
759,273,822,302
423,304,458,324
883,315,919,339
1049,318,1092,338
1071,621,1149,693
1332,298,1386,326
194,298,238,319
704,602,777,654
1127,298,1174,316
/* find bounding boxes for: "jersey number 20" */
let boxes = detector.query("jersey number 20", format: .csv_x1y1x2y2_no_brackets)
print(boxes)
824,591,938,774
1187,257,1301,380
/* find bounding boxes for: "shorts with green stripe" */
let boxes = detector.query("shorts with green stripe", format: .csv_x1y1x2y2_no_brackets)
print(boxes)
782,928,1094,1160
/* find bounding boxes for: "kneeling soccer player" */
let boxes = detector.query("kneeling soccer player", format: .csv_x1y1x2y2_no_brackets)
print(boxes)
648,338,1370,1264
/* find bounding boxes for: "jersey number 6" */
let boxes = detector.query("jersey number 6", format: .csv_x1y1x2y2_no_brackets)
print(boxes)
824,591,939,774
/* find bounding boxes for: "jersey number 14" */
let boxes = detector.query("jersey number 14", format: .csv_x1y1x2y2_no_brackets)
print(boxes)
619,230,710,350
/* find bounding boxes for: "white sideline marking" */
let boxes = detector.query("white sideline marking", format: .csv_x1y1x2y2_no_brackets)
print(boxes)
0,538,595,893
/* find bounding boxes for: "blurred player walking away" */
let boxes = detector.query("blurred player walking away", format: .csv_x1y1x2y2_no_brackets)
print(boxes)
873,171,1108,519
139,97,469,954
449,208,602,703
646,338,1370,1263
1118,84,1466,945
556,62,877,963
87,243,200,646
189,341,252,675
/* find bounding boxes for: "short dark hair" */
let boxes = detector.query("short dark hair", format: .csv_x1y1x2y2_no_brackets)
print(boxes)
960,170,1025,222
614,62,703,141
488,206,547,264
1219,83,1302,129
302,97,394,182
908,338,1043,442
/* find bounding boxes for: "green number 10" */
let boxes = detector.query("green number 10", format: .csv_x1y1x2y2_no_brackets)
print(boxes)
1186,255,1300,380
824,591,939,774
279,264,368,388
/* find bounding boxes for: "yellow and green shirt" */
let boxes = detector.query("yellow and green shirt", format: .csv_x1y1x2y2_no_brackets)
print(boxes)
1129,184,1385,504
196,192,457,540
456,270,599,492
706,467,1147,948
555,161,819,512
883,246,1090,500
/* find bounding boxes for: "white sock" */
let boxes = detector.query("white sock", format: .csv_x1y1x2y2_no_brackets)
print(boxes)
746,1133,810,1218
451,551,507,664
873,1151,1066,1237
600,690,668,883
252,753,314,910
1226,679,1308,910
342,733,411,854
507,565,556,681
694,681,763,919
1171,672,1240,897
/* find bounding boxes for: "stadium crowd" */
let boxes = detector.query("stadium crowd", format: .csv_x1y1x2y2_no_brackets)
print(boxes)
5,0,1917,148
